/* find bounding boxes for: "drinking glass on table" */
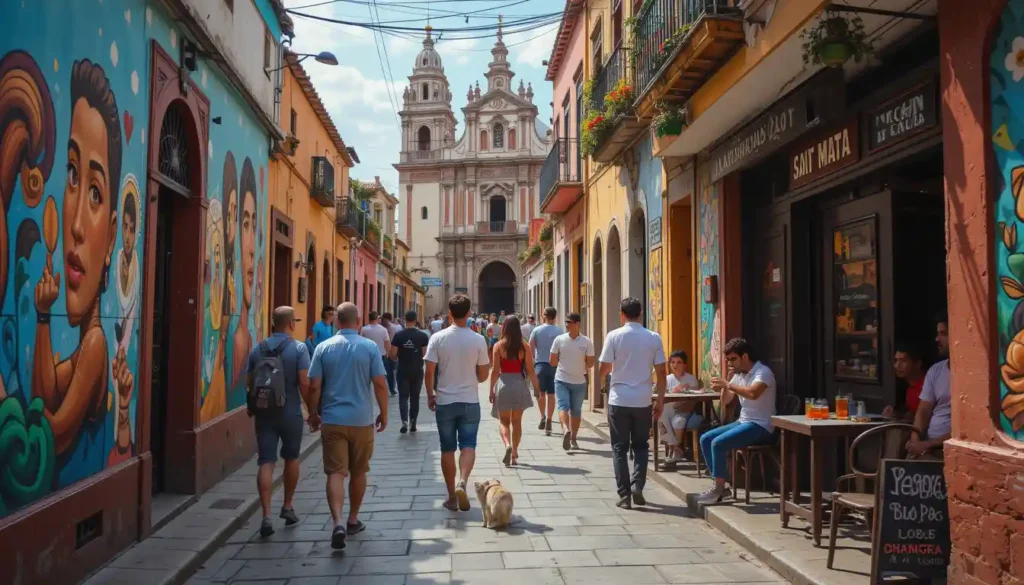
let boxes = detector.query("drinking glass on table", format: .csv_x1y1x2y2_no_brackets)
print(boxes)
854,400,867,421
815,398,830,419
835,394,850,420
805,397,814,417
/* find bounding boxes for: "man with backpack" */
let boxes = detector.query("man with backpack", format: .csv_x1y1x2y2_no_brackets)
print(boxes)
246,306,310,538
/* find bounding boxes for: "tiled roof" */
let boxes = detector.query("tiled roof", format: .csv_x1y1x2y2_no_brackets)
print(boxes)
285,50,354,167
545,0,586,82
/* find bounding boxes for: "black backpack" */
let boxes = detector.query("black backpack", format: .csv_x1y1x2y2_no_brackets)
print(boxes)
248,340,288,416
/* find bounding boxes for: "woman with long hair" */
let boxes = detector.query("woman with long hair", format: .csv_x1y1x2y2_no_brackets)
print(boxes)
489,316,542,467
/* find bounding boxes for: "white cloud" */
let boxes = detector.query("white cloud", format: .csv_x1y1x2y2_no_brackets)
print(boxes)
303,61,401,115
356,119,396,135
440,38,481,66
509,24,559,69
387,36,419,57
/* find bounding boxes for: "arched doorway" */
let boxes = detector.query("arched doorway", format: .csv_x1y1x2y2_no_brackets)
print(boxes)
479,261,516,315
606,226,622,340
592,237,604,409
628,209,647,324
418,126,431,151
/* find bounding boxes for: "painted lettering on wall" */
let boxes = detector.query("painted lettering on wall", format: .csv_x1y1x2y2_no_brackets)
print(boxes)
868,81,937,152
790,120,859,188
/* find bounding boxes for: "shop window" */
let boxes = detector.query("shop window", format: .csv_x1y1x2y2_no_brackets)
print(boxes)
832,218,879,382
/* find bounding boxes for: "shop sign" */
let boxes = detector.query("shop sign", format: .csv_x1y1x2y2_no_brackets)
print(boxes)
872,459,950,581
790,119,860,188
709,69,844,183
867,80,937,152
421,277,443,288
648,218,662,249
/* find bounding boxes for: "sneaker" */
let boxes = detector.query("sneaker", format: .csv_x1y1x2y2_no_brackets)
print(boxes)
562,431,571,451
545,421,553,436
538,416,547,430
400,423,408,434
454,481,471,511
631,490,646,507
330,525,346,549
279,507,299,526
696,485,731,505
665,453,684,464
570,440,580,450
410,421,417,433
616,495,632,510
260,517,274,538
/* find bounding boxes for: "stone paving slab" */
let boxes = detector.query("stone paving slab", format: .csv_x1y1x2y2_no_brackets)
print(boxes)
169,384,787,585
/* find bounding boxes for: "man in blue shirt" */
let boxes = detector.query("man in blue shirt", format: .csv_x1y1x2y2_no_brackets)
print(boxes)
308,302,388,550
530,307,563,435
309,306,337,351
246,306,310,538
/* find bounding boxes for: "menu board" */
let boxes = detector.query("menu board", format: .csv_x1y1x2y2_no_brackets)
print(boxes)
833,218,879,381
873,459,951,581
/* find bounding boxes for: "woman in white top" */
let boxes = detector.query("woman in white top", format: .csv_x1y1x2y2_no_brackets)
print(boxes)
658,350,703,464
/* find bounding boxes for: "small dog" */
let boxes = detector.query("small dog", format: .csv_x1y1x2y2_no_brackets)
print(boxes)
474,479,514,529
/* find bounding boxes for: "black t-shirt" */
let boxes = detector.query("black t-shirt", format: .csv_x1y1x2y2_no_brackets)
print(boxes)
392,327,430,374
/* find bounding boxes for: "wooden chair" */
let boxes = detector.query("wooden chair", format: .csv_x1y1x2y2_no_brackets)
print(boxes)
731,395,802,504
826,423,918,570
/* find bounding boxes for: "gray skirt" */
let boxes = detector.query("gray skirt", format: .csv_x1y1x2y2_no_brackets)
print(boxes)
491,373,534,418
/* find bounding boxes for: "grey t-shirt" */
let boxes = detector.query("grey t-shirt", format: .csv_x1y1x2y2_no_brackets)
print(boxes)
246,333,311,418
529,323,563,365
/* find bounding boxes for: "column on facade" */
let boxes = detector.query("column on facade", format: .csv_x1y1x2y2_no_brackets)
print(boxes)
443,185,451,226
405,184,413,248
528,183,535,222
519,185,526,225
468,185,476,229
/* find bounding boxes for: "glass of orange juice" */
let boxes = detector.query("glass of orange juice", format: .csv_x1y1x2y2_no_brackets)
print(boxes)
805,398,814,417
836,394,850,420
815,399,830,420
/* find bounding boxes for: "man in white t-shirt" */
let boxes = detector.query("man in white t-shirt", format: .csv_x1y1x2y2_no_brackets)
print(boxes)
598,297,667,510
424,294,490,513
658,350,702,464
697,338,776,504
521,315,536,339
550,312,595,451
360,312,392,371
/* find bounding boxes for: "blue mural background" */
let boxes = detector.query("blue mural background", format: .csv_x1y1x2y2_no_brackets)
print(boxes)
0,0,148,516
635,135,664,324
989,3,1024,440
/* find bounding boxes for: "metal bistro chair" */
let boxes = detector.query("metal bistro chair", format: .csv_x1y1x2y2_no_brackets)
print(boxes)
731,394,803,504
826,423,919,570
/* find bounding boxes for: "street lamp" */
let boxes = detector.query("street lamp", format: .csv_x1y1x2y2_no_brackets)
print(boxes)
266,51,338,73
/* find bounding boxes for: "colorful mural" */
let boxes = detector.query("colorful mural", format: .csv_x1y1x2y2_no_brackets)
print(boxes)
0,0,148,516
649,248,663,323
697,169,721,386
991,5,1024,440
636,135,664,324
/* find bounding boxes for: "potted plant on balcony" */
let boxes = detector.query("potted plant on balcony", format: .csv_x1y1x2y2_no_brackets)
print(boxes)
604,78,634,121
801,9,872,69
653,101,686,138
581,111,611,157
539,220,553,244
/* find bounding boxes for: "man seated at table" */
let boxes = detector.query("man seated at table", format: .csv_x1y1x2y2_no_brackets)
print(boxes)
882,342,927,422
697,338,776,505
906,315,951,460
659,350,703,464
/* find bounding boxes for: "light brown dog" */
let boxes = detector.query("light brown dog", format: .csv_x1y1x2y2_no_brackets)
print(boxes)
474,479,514,529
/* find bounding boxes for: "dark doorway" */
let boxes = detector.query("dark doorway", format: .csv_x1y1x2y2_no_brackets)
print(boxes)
273,243,291,310
606,226,622,336
305,243,317,327
479,262,516,315
323,259,331,309
150,186,176,493
592,237,603,409
628,210,647,324
489,196,506,232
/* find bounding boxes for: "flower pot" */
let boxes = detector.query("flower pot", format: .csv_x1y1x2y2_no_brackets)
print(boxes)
818,41,852,68
656,119,684,138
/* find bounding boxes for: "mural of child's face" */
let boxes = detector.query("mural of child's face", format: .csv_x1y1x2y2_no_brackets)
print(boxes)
241,191,255,309
226,187,238,248
64,98,116,323
122,208,135,256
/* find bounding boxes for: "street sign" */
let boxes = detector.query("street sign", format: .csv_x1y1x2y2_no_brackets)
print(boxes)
421,277,443,288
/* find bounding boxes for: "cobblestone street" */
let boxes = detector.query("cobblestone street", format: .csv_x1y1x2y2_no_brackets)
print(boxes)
185,385,788,585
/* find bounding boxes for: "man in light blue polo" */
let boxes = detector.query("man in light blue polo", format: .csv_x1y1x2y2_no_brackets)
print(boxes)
530,307,563,435
308,302,388,551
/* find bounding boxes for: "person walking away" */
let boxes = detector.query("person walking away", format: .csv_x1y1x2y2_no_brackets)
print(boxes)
361,311,393,395
489,316,541,467
906,314,951,460
530,307,563,435
598,297,666,510
308,303,389,549
659,350,702,464
487,314,500,346
381,312,402,396
521,315,535,339
425,294,490,511
430,313,445,335
697,338,776,504
549,312,594,451
246,306,310,537
309,306,337,354
390,310,430,433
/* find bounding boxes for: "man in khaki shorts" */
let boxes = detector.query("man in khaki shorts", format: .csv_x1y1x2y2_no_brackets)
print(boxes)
307,303,389,550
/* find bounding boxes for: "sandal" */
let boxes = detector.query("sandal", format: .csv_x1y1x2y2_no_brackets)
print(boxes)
503,446,512,467
442,499,459,511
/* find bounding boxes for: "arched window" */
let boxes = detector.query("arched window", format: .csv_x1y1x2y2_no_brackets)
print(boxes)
508,128,517,150
480,129,489,151
493,124,504,148
418,126,431,151
421,206,428,220
422,83,429,101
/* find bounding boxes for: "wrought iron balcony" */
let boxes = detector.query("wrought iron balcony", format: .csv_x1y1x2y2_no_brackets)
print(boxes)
591,44,629,116
477,221,518,234
589,44,649,163
540,137,583,214
310,156,335,206
335,198,367,239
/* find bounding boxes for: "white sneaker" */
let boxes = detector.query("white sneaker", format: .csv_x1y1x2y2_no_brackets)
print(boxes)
696,485,730,505
665,453,684,464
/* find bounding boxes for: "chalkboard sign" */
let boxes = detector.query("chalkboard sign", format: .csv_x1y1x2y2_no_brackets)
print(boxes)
872,459,950,583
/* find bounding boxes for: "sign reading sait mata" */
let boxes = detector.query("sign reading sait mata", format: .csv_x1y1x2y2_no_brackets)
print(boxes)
790,119,859,188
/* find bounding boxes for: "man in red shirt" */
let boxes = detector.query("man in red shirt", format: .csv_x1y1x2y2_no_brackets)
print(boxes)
883,343,926,420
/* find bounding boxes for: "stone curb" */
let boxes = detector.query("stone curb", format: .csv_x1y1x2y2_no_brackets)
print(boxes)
579,413,821,585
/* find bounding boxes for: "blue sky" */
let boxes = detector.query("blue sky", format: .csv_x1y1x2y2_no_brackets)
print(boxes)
283,0,560,195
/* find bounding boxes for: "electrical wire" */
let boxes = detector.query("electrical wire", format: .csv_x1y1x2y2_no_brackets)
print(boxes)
371,0,403,122
287,8,558,35
363,0,401,122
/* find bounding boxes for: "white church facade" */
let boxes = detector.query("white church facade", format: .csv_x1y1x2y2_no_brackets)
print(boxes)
395,24,551,317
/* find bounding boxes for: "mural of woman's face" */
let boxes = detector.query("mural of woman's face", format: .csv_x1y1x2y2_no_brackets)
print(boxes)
226,187,237,250
241,191,255,309
64,98,116,324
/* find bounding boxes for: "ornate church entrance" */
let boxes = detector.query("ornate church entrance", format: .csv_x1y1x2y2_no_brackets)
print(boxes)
478,261,516,315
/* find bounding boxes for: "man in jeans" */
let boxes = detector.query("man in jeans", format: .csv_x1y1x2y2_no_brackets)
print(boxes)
697,338,776,504
361,311,394,396
390,310,430,433
529,307,562,435
381,312,402,396
598,297,666,510
308,303,389,549
549,312,594,451
246,306,310,537
425,294,490,512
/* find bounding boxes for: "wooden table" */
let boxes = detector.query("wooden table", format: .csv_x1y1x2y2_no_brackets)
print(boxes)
772,415,886,547
652,392,719,472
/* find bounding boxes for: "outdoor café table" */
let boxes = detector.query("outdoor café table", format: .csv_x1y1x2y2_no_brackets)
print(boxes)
651,391,720,472
772,415,886,547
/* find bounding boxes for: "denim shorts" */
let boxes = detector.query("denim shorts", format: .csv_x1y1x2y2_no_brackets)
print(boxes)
555,380,588,417
255,415,304,465
535,362,556,394
435,402,481,452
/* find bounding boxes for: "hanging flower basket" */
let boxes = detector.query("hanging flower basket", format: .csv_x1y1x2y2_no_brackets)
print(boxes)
800,11,872,69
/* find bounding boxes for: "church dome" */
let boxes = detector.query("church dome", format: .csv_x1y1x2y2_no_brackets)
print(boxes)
415,27,443,71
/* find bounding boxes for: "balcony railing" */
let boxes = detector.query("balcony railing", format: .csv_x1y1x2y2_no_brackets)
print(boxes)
335,198,367,238
477,220,517,234
592,44,629,116
633,0,735,98
310,156,335,207
540,137,581,209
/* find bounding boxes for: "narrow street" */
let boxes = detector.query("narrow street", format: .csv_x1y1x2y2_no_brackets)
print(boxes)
184,385,787,585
